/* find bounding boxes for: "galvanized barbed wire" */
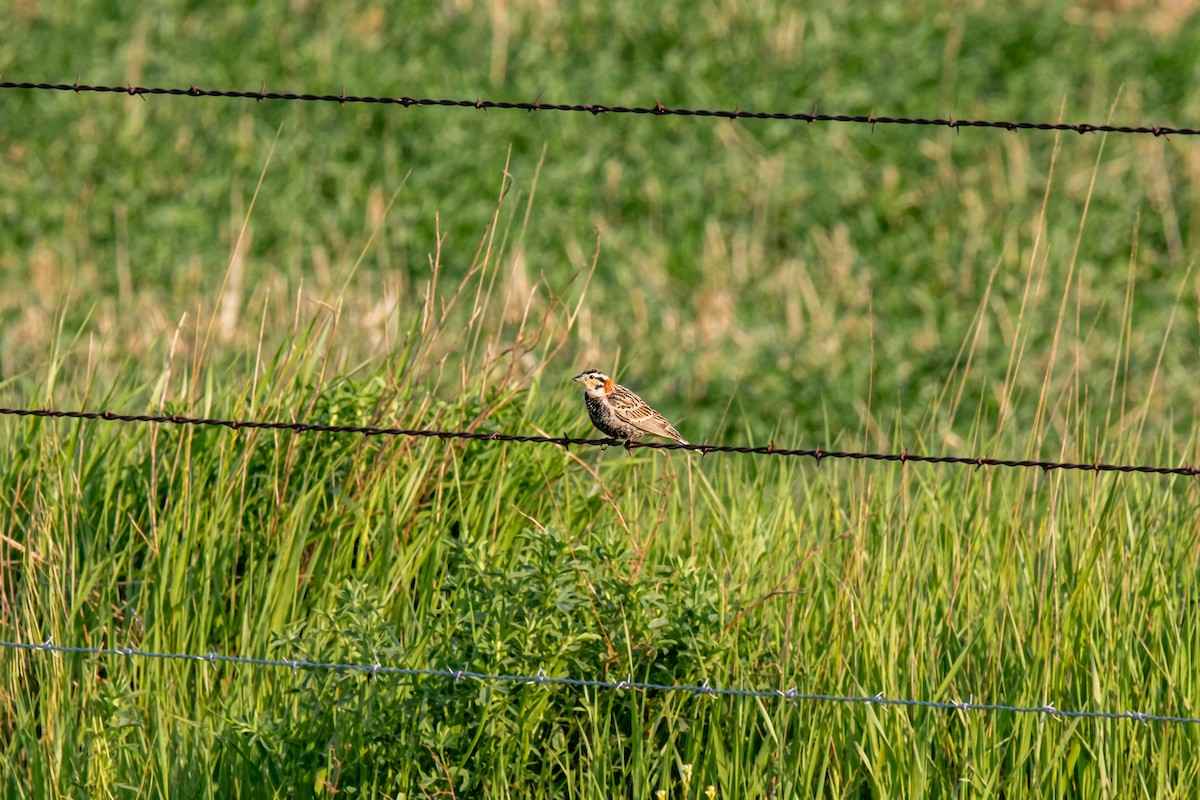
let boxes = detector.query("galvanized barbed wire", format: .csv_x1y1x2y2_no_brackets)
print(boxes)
1,80,1196,138
2,639,1195,725
1,405,1197,478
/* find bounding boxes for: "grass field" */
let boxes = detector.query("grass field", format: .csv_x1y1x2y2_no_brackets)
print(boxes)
3,0,1200,797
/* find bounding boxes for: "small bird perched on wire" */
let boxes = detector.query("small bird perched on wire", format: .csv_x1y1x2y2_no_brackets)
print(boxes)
572,369,688,444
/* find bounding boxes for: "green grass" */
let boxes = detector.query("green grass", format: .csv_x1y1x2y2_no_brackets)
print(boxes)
3,0,1200,796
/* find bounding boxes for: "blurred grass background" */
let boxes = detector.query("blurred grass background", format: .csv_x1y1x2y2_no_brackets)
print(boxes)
2,0,1199,444
2,0,1200,797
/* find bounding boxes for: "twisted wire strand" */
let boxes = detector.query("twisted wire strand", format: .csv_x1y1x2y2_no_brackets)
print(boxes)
0,405,1196,477
2,639,1194,725
1,80,1195,137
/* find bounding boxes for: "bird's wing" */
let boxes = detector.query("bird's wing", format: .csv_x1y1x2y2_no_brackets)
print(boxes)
610,385,688,443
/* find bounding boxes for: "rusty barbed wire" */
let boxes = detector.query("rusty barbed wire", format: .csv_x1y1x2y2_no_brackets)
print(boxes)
1,80,1196,137
1,405,1196,478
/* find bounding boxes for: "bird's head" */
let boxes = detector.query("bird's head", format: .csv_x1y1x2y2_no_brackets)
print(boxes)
572,369,613,396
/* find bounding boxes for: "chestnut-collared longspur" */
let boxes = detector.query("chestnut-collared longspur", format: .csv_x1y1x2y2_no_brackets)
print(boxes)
572,369,688,444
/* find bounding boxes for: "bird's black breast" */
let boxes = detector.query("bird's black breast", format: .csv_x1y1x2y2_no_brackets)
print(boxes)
584,393,640,439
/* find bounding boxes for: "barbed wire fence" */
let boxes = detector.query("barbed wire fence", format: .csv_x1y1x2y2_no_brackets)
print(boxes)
4,77,1200,739
3,405,1199,477
4,402,1198,728
2,79,1198,137
4,639,1198,726
3,404,1199,727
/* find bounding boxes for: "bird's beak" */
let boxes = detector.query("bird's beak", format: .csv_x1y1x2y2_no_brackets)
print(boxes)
572,374,584,382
